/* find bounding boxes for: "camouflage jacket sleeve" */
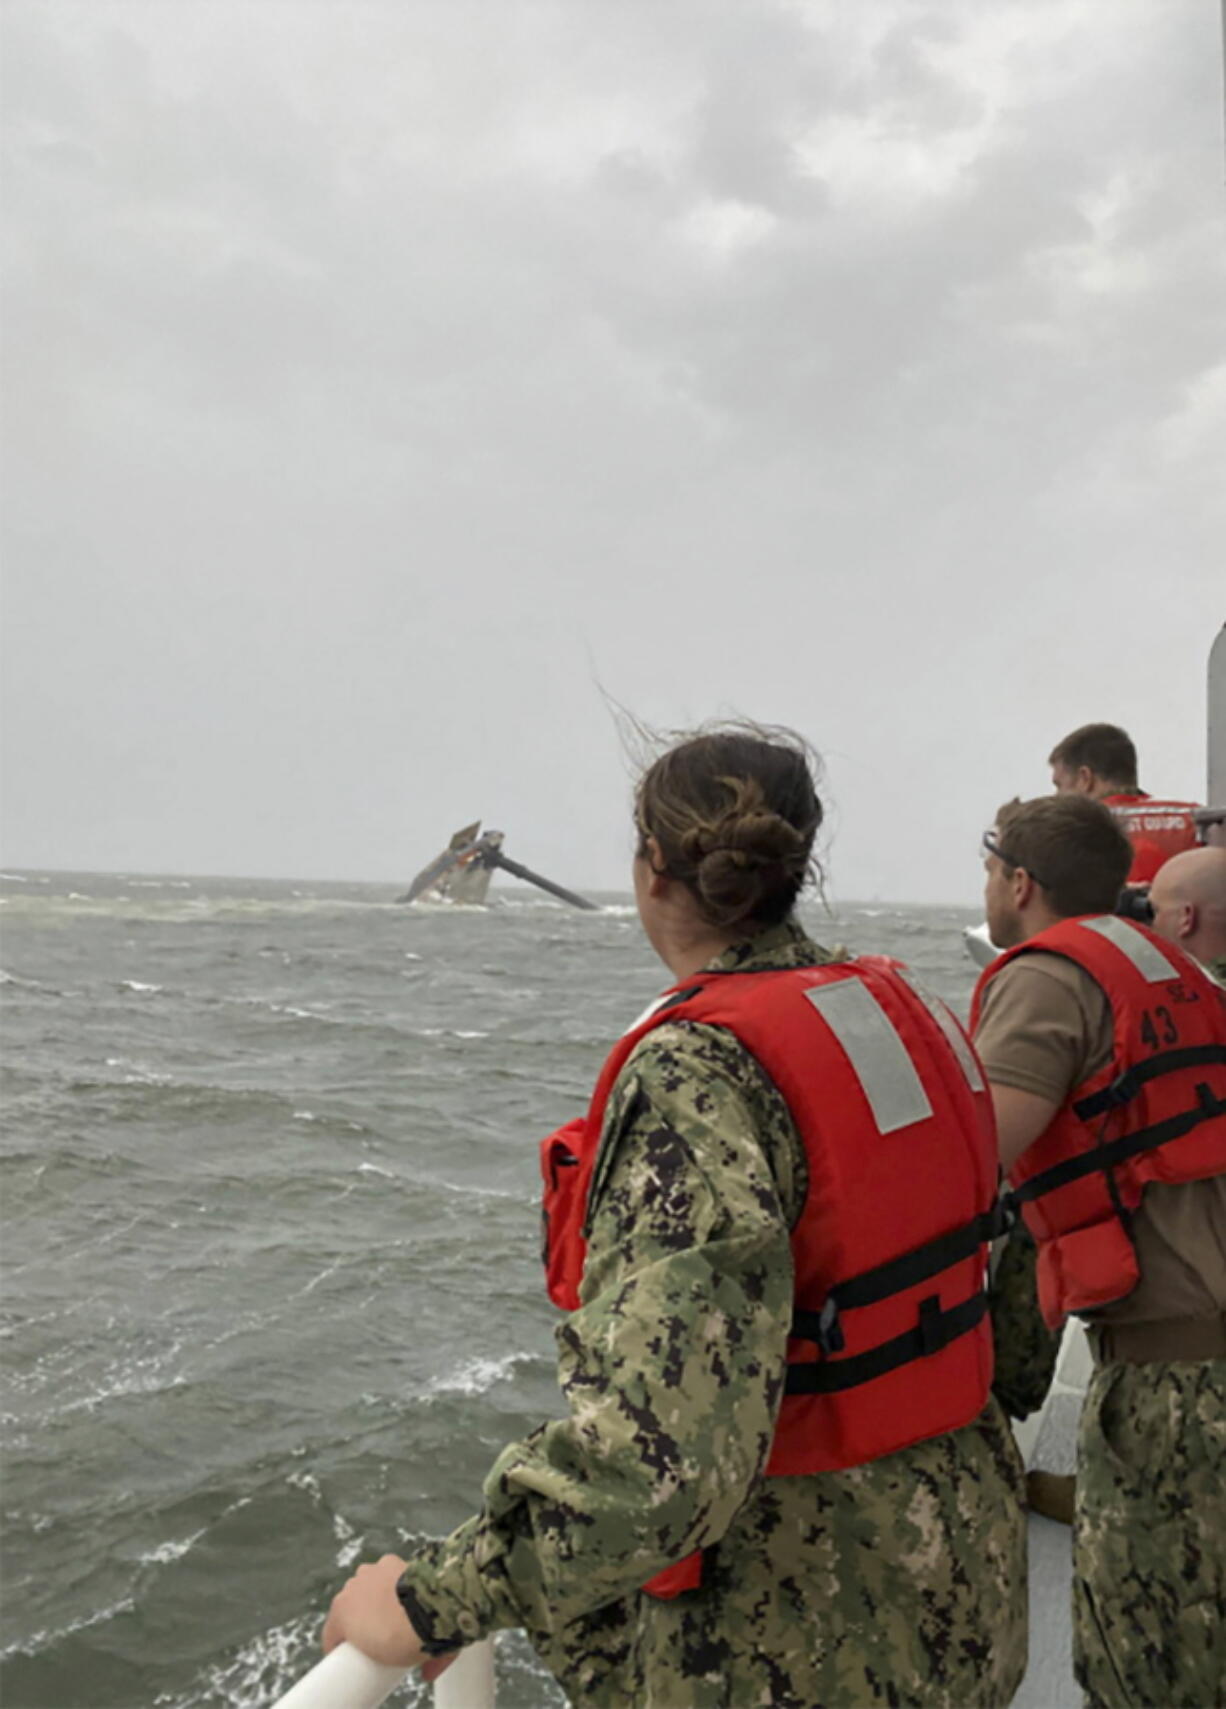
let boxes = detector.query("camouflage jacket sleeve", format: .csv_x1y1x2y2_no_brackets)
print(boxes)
988,1218,1061,1420
395,1021,797,1651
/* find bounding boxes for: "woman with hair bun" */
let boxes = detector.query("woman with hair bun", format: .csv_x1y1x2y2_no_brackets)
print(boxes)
323,726,1027,1707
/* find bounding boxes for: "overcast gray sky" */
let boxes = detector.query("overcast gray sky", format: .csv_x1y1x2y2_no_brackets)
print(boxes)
3,0,1223,903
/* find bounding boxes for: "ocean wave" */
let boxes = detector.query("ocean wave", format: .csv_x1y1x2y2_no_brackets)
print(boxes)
64,1074,288,1120
295,1258,345,1297
422,1349,536,1401
407,898,489,913
224,995,349,1026
0,1592,137,1661
57,1343,188,1417
292,1110,370,1133
415,1025,490,1041
333,1511,363,1570
413,1172,524,1203
105,1056,173,1085
0,893,403,927
138,1527,207,1567
166,1611,332,1709
119,979,164,995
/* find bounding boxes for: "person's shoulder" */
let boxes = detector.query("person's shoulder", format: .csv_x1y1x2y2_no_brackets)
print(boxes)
985,949,1099,996
980,948,1108,1029
623,1017,760,1084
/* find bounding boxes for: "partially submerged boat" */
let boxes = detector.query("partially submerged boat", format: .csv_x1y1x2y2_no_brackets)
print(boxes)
398,822,596,910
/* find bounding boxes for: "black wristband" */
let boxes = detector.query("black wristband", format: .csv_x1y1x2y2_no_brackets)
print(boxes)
395,1576,466,1658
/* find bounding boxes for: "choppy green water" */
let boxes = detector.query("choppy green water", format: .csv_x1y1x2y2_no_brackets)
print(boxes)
0,871,984,1707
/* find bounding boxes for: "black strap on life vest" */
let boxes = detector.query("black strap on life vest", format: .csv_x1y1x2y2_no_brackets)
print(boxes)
785,1291,990,1395
1072,1045,1226,1121
784,1200,1010,1394
1010,1078,1226,1209
794,1201,1010,1326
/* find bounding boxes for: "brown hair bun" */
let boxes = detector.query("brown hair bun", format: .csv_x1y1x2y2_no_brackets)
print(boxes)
636,726,823,930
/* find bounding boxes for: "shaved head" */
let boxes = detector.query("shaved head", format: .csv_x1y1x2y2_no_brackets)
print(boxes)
1149,848,1226,971
1151,848,1226,913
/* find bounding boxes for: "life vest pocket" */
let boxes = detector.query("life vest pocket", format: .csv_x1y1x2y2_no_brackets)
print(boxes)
1036,1217,1140,1328
540,1117,587,1309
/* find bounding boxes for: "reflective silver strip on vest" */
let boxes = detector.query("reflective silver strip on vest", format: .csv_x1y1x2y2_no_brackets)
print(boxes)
1078,915,1180,984
804,979,933,1133
894,967,986,1092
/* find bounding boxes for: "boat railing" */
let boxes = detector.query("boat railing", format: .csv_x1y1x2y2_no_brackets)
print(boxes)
272,1637,496,1709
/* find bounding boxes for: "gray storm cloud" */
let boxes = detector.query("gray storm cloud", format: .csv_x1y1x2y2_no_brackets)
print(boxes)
2,0,1222,900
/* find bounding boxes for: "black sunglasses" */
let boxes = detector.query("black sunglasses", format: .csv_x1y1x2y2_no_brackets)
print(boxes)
981,830,1050,892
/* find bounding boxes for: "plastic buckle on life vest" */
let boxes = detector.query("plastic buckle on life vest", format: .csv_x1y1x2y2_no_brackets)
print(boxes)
917,1294,943,1356
1105,1068,1140,1108
815,1297,845,1356
1195,1081,1226,1117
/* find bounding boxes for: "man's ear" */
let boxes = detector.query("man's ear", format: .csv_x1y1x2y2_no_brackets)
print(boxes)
1078,765,1097,795
1011,867,1036,910
1179,902,1197,942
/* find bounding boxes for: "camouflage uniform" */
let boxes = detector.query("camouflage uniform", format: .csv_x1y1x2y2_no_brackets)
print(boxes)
1074,1358,1226,1708
1209,954,1226,987
398,922,1028,1707
988,1218,1061,1423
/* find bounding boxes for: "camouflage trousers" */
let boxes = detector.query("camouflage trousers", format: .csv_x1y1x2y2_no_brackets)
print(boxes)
1073,1358,1226,1708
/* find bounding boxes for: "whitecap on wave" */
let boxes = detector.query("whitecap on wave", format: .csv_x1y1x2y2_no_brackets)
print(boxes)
138,1527,207,1567
422,1349,536,1401
170,1610,337,1709
0,1592,137,1662
333,1511,363,1570
416,1173,522,1203
105,1056,172,1085
291,1110,368,1132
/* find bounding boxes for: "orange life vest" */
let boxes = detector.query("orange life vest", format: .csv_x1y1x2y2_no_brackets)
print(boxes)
541,958,1002,1596
970,916,1226,1329
1103,793,1201,885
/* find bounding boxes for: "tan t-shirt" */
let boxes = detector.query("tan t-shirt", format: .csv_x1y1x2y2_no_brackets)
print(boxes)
974,952,1226,1325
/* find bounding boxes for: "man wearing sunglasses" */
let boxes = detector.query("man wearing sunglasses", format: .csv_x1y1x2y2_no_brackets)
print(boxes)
971,793,1226,1709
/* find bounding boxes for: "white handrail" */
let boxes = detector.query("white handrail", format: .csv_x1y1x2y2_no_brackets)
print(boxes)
272,1643,407,1709
434,1639,496,1708
271,1639,496,1709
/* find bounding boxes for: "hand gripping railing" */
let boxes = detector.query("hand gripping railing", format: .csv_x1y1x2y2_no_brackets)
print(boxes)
272,1638,495,1709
